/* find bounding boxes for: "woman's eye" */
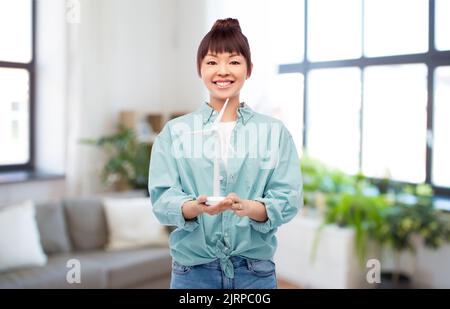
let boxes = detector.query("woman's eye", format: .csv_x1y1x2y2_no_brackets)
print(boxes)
230,61,240,65
206,61,217,65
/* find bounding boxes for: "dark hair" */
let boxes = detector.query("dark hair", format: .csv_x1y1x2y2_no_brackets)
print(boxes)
197,18,252,77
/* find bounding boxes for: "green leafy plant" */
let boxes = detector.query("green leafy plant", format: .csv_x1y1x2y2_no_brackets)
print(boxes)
376,196,450,285
301,155,356,194
301,154,358,210
80,125,152,190
302,154,450,278
313,192,389,264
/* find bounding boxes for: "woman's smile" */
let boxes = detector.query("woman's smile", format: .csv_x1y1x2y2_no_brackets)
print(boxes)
213,79,235,89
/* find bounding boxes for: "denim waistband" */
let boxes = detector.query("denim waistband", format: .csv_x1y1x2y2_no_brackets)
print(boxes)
202,256,248,270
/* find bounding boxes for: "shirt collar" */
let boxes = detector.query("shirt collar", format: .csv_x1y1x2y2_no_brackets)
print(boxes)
198,101,254,126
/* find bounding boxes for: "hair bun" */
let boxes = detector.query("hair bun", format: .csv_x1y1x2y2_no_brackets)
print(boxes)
211,18,242,32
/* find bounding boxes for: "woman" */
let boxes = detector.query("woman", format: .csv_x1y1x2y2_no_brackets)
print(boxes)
149,18,303,289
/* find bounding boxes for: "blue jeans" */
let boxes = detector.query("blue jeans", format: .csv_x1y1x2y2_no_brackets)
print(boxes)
170,256,277,289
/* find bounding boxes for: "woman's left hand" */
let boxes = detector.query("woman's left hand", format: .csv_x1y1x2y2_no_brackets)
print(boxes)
227,193,250,217
227,193,269,221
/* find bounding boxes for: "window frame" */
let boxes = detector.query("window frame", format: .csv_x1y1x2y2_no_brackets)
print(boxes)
0,0,35,172
278,0,450,196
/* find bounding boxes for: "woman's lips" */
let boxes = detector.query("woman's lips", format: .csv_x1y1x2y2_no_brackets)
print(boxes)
213,81,234,89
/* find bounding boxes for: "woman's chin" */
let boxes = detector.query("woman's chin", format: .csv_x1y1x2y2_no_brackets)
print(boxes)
211,92,237,101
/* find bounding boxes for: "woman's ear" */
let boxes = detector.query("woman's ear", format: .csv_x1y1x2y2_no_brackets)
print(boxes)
247,63,254,79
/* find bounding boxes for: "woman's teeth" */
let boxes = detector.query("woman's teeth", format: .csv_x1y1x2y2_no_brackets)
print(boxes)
215,81,233,88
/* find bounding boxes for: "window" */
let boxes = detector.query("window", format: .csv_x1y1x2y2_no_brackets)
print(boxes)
432,67,450,187
268,0,305,64
271,73,304,153
362,64,427,182
278,0,450,195
307,0,362,61
307,67,361,174
435,0,450,51
0,0,34,171
364,0,428,57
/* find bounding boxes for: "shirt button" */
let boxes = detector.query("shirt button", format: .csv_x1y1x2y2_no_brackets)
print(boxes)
224,233,228,237
219,176,224,181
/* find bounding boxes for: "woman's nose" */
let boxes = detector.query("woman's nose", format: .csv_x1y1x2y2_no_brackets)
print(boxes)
218,63,229,75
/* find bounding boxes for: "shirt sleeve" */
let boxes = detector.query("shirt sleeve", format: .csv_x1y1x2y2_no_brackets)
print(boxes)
251,125,303,234
148,125,199,232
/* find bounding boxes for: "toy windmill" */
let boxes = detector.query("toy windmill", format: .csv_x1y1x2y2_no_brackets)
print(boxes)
187,98,234,205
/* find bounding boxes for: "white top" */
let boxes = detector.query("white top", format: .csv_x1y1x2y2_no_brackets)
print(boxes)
217,121,236,169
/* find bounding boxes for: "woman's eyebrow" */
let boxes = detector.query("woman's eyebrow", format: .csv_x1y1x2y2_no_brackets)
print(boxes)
206,53,241,58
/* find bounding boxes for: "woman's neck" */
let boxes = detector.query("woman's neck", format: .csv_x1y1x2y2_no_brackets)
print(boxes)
209,97,239,122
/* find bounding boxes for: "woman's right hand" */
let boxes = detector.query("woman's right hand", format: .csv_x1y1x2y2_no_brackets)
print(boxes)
182,195,233,219
199,196,233,216
181,196,205,220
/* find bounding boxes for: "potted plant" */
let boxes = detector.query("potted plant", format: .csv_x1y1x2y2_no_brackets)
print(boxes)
300,155,450,288
81,125,152,192
376,185,450,287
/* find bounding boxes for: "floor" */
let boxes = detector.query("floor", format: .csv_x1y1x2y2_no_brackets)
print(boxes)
277,277,303,289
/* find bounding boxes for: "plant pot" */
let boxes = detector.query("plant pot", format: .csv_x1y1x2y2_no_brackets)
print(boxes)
114,178,132,192
378,272,412,289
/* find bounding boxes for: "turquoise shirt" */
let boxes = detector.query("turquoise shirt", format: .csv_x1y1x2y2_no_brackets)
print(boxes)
148,102,303,278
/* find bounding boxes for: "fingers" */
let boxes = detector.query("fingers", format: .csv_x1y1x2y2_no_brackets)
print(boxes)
201,204,221,215
230,202,244,211
216,198,233,208
200,204,210,214
200,198,233,216
196,194,245,216
197,195,207,204
226,193,241,203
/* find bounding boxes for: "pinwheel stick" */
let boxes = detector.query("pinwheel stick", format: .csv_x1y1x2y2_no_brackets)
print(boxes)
205,98,229,206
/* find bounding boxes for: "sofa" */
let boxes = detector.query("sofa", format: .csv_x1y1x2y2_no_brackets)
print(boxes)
0,193,172,289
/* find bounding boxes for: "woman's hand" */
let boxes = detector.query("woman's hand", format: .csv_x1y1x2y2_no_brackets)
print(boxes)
182,194,268,221
181,195,207,220
227,193,268,222
200,196,233,216
227,193,250,217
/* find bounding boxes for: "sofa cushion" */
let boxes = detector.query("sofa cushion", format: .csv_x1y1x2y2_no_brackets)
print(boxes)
0,201,47,273
103,197,169,251
35,200,72,254
63,197,108,251
79,247,171,288
0,253,107,289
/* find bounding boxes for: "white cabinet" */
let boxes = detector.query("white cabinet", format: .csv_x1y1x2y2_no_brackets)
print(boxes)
274,215,375,289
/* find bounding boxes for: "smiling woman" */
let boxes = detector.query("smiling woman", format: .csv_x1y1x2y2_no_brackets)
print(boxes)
200,51,249,113
148,18,303,289
196,19,253,117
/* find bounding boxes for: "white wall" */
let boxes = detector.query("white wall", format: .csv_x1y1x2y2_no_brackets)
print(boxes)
66,0,175,195
1,0,208,200
415,243,450,288
205,0,279,112
173,0,209,110
65,0,209,195
276,215,450,288
0,179,65,205
35,0,67,176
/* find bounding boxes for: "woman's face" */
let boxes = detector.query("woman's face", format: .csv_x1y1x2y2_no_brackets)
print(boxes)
200,51,250,102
